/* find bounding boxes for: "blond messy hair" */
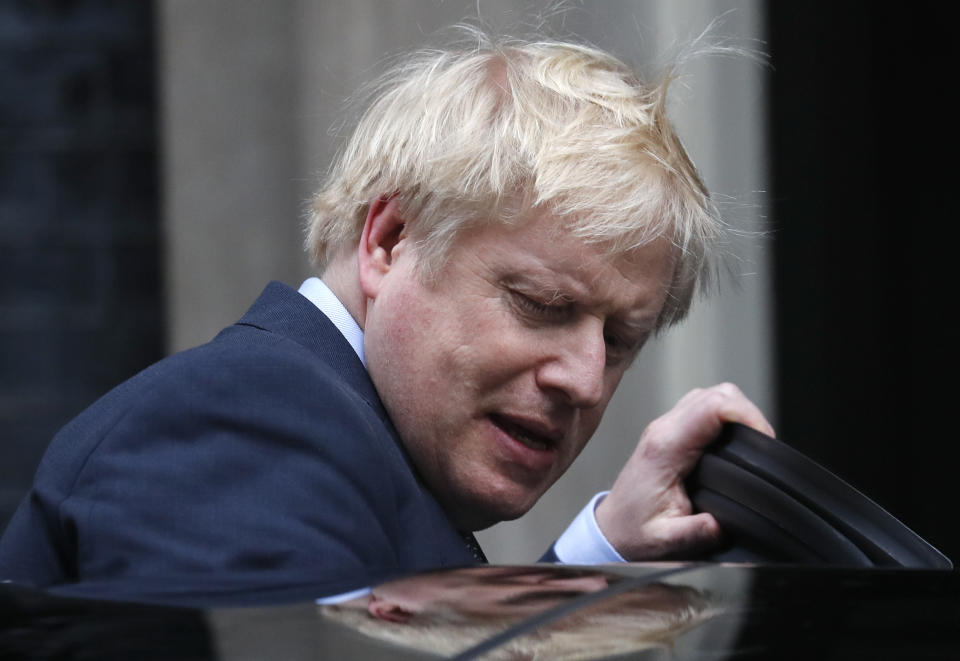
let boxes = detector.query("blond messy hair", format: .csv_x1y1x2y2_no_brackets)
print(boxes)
306,28,723,327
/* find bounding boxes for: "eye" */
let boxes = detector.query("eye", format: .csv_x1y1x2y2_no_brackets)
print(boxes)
604,331,624,350
603,332,627,365
510,291,572,320
603,328,646,365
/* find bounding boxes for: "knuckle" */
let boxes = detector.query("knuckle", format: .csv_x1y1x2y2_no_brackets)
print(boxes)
705,383,744,410
703,389,728,409
644,416,669,440
640,418,672,454
715,382,742,397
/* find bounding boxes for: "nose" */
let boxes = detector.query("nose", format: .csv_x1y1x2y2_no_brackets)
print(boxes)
535,319,606,408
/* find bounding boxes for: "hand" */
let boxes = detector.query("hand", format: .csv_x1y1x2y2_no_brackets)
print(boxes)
595,383,774,560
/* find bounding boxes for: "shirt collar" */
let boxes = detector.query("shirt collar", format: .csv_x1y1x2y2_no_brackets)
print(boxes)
297,277,365,367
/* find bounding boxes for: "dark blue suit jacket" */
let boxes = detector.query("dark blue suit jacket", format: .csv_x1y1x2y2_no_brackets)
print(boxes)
0,282,477,598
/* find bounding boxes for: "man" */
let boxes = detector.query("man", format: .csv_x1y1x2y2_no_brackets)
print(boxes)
0,33,772,599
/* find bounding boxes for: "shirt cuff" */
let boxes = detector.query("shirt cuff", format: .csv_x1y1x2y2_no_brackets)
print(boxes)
315,586,372,605
551,491,626,564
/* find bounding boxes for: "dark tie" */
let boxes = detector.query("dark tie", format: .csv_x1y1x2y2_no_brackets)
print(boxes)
460,531,488,563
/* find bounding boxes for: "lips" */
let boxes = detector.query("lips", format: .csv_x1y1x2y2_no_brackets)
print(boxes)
490,414,562,453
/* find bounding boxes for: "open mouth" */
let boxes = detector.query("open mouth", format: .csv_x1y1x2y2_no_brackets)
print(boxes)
490,414,557,452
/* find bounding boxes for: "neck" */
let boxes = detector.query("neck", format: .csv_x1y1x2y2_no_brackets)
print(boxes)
320,250,367,330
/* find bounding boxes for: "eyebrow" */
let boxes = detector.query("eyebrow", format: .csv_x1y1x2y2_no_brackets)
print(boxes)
501,272,661,329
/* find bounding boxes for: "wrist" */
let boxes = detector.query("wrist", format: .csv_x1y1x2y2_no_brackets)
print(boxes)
552,492,625,564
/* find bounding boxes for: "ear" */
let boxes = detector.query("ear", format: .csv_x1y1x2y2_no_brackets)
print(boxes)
358,195,407,300
367,596,415,624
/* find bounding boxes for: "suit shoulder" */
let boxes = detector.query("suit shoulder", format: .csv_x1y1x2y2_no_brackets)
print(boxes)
37,321,386,492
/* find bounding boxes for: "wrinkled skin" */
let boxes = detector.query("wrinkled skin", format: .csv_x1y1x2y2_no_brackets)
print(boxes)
342,196,774,558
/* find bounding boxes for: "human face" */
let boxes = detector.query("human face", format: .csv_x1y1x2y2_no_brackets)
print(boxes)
361,210,674,530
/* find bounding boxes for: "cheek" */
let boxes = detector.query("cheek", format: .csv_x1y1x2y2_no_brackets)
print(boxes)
442,301,537,391
570,376,622,446
366,288,436,407
372,286,482,412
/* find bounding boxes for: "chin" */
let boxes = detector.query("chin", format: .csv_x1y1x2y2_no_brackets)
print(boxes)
454,483,544,531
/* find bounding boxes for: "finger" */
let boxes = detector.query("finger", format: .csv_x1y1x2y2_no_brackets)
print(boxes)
638,512,722,560
702,383,776,437
667,383,774,445
639,395,728,467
